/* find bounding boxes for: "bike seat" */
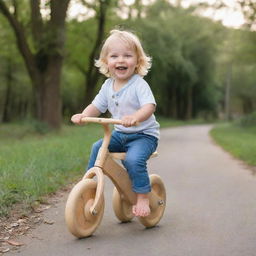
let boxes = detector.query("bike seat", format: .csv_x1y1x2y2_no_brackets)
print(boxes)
110,151,158,160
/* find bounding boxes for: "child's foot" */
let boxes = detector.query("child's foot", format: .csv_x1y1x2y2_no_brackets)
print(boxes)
132,194,151,217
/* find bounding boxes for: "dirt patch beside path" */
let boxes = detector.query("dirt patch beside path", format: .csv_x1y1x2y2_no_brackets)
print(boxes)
0,185,72,254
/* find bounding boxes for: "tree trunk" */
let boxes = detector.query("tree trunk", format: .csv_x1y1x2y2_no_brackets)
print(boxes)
241,96,253,114
0,0,70,129
2,58,13,122
171,86,177,118
225,63,232,121
185,86,193,120
167,85,177,118
36,56,63,128
83,0,110,106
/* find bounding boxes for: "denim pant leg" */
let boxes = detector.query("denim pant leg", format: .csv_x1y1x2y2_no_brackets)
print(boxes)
87,131,124,170
123,134,158,194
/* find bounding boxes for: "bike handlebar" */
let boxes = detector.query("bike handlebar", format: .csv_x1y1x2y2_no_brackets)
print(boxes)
81,117,123,125
80,117,139,126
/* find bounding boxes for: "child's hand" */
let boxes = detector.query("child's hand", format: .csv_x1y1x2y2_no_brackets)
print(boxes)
71,114,84,124
121,115,138,127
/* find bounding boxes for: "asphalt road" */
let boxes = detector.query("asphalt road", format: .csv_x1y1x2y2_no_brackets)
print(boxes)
11,125,256,256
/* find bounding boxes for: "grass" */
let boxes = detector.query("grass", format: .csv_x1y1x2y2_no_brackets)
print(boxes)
0,123,102,216
211,123,256,166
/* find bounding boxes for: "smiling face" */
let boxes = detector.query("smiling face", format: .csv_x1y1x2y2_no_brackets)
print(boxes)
106,37,138,85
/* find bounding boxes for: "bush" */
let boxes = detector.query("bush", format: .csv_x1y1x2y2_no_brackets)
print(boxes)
237,112,256,127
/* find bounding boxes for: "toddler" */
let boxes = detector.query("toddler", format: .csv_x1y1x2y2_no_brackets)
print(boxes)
71,29,160,217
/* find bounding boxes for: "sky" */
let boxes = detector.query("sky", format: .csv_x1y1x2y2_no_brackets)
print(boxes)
68,0,245,28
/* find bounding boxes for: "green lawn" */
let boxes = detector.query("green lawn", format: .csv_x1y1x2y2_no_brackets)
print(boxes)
211,124,256,166
0,124,102,216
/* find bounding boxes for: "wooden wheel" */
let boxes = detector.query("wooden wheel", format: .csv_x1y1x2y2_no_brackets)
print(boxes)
138,174,166,228
65,179,104,238
112,187,134,222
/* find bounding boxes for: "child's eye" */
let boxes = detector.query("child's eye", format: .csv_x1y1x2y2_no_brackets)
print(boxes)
125,54,132,57
110,55,117,58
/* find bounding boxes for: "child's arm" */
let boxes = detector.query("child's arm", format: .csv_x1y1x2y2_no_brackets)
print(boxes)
71,104,101,124
122,103,156,127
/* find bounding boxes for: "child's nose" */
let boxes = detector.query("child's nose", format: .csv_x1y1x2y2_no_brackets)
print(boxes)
117,56,124,62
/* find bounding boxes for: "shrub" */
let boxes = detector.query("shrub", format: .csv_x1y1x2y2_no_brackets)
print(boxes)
237,112,256,127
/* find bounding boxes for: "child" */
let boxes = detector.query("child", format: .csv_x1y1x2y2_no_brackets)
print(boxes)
71,29,160,217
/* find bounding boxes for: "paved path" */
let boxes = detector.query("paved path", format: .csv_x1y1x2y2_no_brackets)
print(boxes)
11,125,256,256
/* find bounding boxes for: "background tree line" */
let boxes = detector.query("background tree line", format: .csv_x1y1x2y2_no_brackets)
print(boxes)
0,0,256,129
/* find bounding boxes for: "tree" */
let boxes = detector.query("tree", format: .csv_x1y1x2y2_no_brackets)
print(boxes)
236,0,256,29
0,14,32,122
127,1,222,119
209,0,256,30
83,0,111,106
67,0,111,108
0,0,71,129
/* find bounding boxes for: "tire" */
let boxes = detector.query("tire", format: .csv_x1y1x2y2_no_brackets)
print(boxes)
112,187,134,222
138,174,166,228
65,179,104,238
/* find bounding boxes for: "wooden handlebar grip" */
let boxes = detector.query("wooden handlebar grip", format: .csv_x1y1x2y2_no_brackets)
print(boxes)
81,117,122,125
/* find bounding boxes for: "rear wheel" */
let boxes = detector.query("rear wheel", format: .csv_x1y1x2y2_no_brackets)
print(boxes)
112,187,134,222
138,174,166,227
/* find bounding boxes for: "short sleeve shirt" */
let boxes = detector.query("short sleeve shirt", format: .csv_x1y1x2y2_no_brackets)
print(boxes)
92,74,160,139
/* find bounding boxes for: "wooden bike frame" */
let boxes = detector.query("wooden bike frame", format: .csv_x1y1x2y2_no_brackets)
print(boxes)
81,117,162,218
82,117,137,217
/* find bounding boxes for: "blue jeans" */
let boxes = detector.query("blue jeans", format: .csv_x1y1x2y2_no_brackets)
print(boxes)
87,131,158,194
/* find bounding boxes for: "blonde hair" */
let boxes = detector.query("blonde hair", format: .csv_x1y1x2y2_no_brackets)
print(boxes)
95,29,152,77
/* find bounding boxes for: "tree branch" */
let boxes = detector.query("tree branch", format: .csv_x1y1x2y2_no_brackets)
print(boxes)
12,0,18,18
80,0,96,11
74,61,87,76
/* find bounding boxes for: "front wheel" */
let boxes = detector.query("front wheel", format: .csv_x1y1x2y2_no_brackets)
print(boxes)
138,174,166,228
65,179,104,238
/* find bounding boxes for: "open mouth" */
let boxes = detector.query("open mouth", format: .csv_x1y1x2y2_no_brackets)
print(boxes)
116,66,128,70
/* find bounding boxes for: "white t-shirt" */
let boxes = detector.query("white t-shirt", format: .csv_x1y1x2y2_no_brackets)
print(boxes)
92,74,160,139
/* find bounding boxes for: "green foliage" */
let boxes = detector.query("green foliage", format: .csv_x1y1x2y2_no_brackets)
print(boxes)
216,29,256,116
234,0,256,29
0,11,33,122
231,64,256,114
66,19,97,70
1,0,256,124
237,112,256,127
211,123,256,166
64,17,114,111
29,120,52,134
124,3,222,119
61,65,85,116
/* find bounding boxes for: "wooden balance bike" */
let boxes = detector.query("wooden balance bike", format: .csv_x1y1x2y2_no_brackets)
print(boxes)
65,117,166,238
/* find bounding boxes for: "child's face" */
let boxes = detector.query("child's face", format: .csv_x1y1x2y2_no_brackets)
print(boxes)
106,37,138,84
